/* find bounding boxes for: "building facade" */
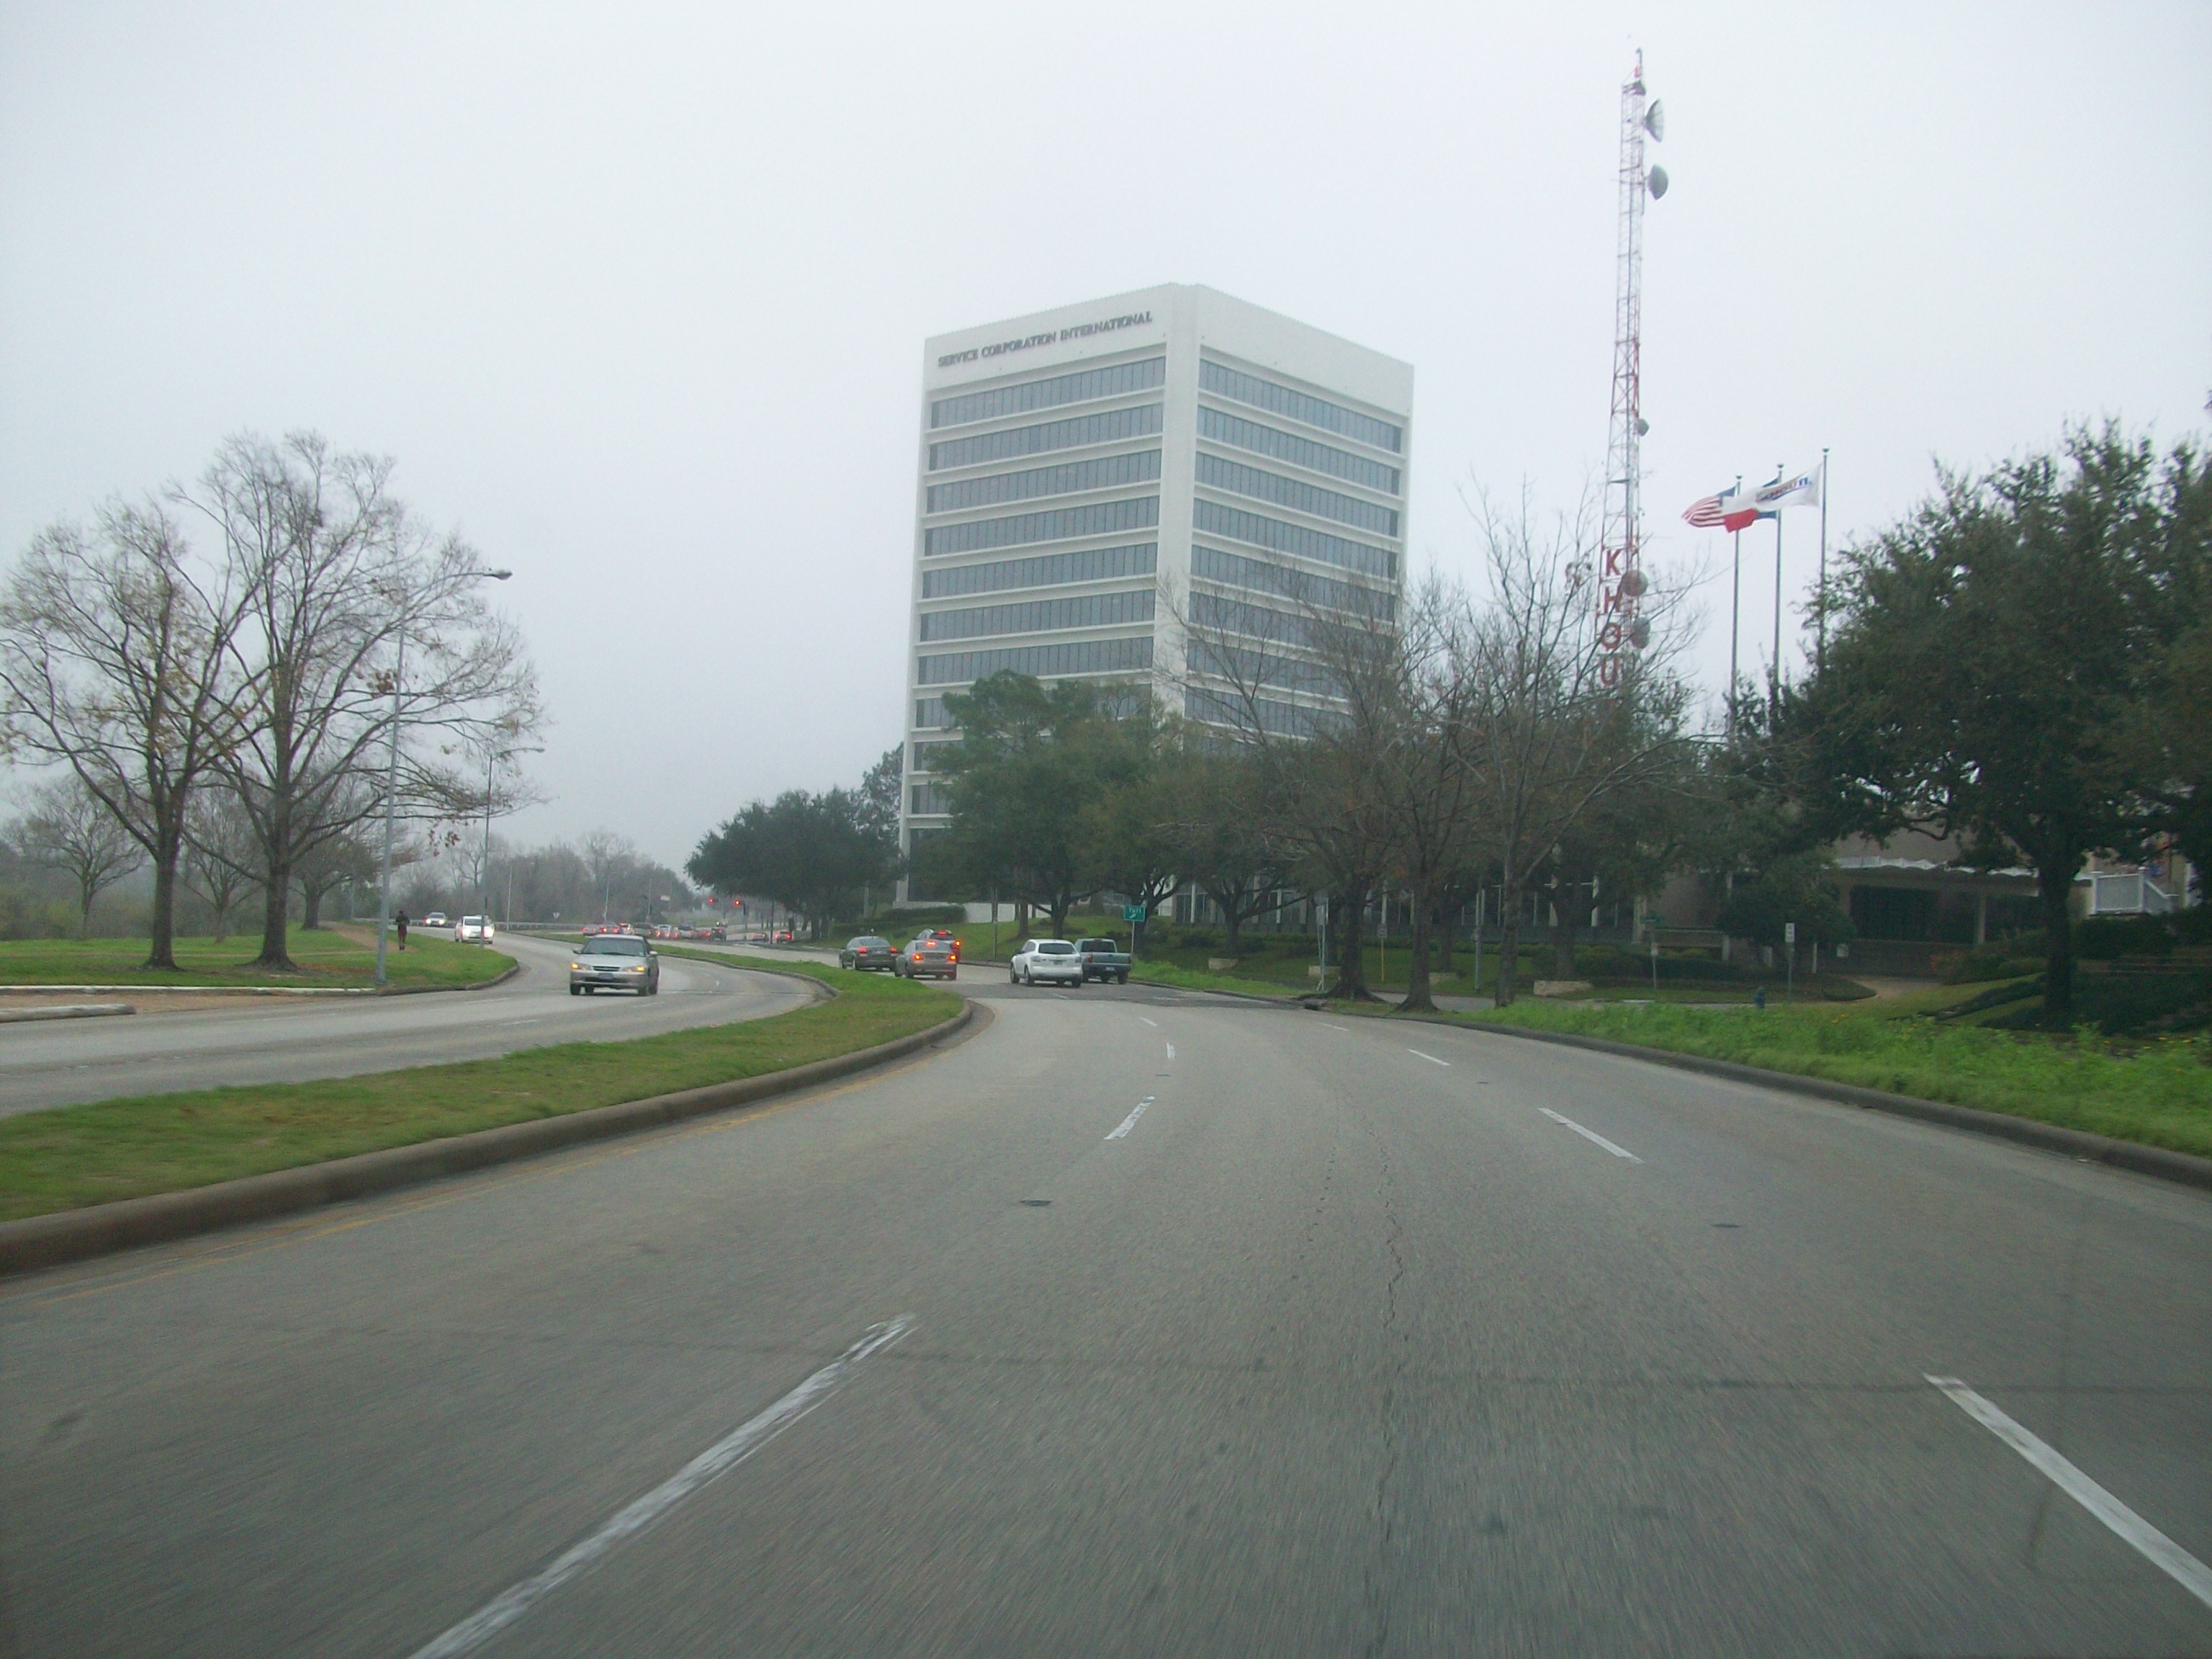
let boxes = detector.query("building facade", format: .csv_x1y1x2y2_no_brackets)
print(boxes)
900,284,1414,886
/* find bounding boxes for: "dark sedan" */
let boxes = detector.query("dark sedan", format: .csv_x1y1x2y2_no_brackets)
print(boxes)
840,935,896,971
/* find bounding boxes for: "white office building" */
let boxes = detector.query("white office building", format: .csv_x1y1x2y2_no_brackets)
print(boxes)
901,283,1414,881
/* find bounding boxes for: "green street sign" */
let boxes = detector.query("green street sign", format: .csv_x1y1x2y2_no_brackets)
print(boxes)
1123,905,1146,922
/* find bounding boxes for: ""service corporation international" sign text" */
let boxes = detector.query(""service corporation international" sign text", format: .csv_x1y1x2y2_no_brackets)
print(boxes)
938,310,1154,370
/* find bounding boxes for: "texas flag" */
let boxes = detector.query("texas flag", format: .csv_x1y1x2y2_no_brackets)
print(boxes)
1681,483,1768,534
1683,462,1822,533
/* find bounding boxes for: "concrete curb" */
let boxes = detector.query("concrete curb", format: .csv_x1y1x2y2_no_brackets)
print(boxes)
0,1003,135,1024
1372,1009,2212,1195
0,999,979,1278
0,958,523,997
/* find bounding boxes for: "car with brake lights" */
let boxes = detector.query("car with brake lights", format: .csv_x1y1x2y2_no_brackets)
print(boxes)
569,932,660,995
840,935,896,971
894,931,960,979
1010,939,1084,987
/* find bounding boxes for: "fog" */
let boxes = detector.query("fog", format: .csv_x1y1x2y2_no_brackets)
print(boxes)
3,1,2206,866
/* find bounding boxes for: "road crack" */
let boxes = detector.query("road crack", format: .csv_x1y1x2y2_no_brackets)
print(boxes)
1364,1128,1407,1659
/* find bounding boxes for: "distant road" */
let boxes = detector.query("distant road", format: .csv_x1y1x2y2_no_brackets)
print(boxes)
4,976,2206,1655
0,935,812,1117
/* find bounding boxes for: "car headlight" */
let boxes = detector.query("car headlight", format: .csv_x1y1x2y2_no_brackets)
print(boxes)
569,962,583,971
626,964,646,972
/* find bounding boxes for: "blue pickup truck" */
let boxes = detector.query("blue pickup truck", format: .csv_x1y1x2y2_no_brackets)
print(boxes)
1078,938,1132,984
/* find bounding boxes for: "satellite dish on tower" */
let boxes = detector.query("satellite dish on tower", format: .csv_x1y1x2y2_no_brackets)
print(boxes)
1634,416,1650,437
1644,99,1665,142
1647,165,1670,200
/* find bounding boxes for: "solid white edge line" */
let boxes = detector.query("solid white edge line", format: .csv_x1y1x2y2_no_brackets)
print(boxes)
1925,1375,2212,1611
1407,1048,1451,1067
408,1316,917,1659
1537,1107,1644,1163
1164,1042,1174,1060
1105,1100,1151,1140
1137,1015,1159,1028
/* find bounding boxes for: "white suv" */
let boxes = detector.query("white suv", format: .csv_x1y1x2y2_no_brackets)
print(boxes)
1010,939,1084,987
454,914,496,943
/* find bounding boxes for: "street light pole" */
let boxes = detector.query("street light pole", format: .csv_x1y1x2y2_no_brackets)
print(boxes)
374,566,511,986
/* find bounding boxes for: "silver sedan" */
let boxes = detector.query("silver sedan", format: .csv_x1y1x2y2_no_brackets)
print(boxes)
569,932,660,995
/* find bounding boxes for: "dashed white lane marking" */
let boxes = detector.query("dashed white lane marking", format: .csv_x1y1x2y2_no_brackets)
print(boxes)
407,1316,917,1659
1105,1097,1154,1140
1925,1376,2212,1611
1538,1107,1644,1163
1137,1016,1159,1028
1321,1024,1351,1033
1408,1048,1450,1067
1164,1043,1175,1061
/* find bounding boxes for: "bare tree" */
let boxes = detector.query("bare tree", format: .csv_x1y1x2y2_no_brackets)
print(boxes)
1460,490,1695,1004
182,785,262,942
0,500,245,966
295,820,379,930
1177,568,1403,999
582,829,638,927
1161,745,1296,958
12,774,145,935
183,432,541,970
1367,578,1488,1012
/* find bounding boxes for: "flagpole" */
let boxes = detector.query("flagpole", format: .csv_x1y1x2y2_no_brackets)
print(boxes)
1728,474,1742,738
1771,461,1784,722
1817,445,1831,676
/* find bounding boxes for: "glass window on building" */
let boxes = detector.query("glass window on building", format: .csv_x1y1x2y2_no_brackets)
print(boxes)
1197,358,1402,452
929,405,1163,471
921,543,1157,599
930,357,1166,429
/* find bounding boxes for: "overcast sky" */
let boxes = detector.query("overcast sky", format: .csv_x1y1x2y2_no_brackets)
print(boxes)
4,1,2206,867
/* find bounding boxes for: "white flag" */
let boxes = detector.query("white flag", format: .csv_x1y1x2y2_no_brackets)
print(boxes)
1753,461,1822,513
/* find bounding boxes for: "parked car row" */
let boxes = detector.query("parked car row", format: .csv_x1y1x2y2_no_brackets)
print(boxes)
838,930,1136,989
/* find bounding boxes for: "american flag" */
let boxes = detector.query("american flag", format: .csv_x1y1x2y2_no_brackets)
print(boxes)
1681,488,1733,529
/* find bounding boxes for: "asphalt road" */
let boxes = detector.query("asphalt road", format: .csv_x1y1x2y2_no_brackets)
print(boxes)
0,935,814,1117
3,979,2206,1656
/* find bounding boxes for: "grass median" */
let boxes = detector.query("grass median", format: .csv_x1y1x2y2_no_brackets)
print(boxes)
1423,997,2212,1160
0,953,959,1223
0,929,508,990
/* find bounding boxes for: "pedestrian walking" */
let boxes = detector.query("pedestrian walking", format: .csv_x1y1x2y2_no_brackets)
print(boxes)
395,909,409,951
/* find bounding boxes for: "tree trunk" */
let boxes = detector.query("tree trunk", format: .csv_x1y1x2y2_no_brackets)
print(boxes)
146,850,179,968
2038,859,2077,1025
1213,887,1244,958
145,810,184,970
1552,879,1580,979
1432,904,1454,976
1331,888,1371,999
1494,875,1522,1006
301,881,323,930
256,855,295,970
1402,889,1437,1012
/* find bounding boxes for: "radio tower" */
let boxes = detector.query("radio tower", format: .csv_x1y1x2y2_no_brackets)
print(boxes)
1599,51,1665,683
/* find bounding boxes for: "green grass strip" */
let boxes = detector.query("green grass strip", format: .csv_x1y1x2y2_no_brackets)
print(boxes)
0,930,508,989
1426,998,2212,1160
0,953,958,1223
1129,959,1308,1000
